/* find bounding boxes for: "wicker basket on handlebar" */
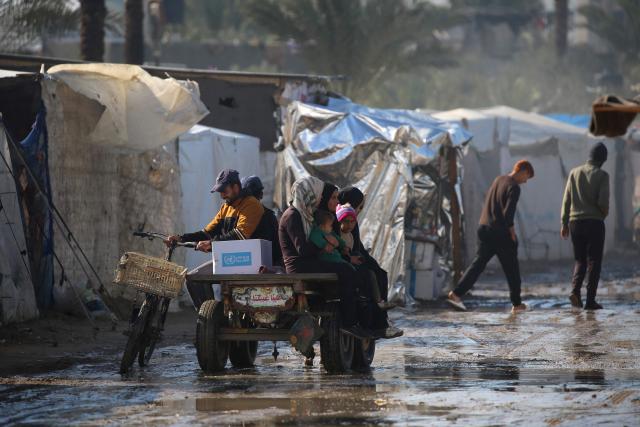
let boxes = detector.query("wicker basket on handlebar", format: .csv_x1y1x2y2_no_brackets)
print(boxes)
114,252,187,299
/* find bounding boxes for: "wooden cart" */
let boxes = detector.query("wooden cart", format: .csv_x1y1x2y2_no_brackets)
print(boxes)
186,273,376,374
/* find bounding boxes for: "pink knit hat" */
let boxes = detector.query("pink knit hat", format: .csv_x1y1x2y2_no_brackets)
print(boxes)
336,203,357,222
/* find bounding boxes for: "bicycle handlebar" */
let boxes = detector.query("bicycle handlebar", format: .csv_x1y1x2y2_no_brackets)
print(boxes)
132,231,197,248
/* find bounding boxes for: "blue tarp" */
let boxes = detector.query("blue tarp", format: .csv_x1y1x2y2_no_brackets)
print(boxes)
12,109,54,309
545,114,590,129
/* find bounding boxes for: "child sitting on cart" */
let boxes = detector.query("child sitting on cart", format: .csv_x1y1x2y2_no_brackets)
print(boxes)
336,204,393,310
309,210,353,267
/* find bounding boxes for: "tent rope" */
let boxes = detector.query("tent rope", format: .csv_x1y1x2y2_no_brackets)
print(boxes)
0,117,116,321
0,196,33,282
0,133,97,325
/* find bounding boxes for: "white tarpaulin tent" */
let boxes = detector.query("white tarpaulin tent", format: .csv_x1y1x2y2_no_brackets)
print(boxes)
179,125,260,270
39,63,208,312
433,106,621,261
0,130,38,324
45,63,209,151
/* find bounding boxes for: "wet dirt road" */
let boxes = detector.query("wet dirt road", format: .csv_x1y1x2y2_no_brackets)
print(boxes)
1,272,639,426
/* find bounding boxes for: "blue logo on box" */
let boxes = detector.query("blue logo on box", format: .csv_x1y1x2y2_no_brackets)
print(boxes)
222,252,252,267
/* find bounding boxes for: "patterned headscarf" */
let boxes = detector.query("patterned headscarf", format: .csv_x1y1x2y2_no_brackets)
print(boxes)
290,176,325,237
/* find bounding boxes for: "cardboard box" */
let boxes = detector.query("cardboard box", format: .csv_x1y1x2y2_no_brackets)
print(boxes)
407,268,446,300
212,239,272,274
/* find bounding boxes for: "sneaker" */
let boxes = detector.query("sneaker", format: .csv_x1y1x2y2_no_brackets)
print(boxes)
569,293,583,308
584,301,603,310
379,326,404,339
377,301,397,311
446,291,467,311
340,325,373,340
511,303,527,313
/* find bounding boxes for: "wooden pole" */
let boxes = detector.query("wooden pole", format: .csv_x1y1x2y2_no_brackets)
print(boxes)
447,146,463,284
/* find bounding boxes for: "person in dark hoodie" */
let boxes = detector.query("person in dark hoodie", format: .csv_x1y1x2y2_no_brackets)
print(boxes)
561,142,610,310
337,186,403,339
241,175,283,267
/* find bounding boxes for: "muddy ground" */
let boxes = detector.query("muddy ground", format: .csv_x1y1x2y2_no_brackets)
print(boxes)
1,257,639,426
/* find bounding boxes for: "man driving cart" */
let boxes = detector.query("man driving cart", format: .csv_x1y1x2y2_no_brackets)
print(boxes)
166,168,266,307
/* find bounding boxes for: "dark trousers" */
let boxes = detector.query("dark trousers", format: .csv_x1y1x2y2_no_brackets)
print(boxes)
453,225,522,306
185,261,216,310
570,219,605,304
354,264,389,330
288,258,361,327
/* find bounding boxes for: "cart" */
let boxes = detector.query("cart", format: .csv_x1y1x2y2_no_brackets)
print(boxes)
187,273,376,374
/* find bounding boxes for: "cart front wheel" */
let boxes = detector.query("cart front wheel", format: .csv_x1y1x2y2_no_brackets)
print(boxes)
196,300,229,373
320,303,354,374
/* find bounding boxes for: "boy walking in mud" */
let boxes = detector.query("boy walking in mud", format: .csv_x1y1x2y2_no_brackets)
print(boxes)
560,142,609,310
447,160,534,313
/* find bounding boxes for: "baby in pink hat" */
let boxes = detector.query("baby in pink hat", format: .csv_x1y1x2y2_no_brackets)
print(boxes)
336,203,358,258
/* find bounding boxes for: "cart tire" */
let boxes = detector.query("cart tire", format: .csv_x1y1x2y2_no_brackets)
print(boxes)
229,315,258,368
352,337,376,371
320,303,354,374
196,300,229,373
120,300,151,374
229,341,258,368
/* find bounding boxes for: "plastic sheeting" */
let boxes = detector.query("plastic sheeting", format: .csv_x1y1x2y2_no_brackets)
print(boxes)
179,125,260,270
45,63,209,152
10,110,54,309
275,99,471,288
0,128,39,324
40,65,208,315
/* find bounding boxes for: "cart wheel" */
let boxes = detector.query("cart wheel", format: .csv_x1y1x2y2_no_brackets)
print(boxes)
229,316,258,368
196,300,229,373
120,300,151,374
320,303,354,374
229,341,258,368
352,337,376,371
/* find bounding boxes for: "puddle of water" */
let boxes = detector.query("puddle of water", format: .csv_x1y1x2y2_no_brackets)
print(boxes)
1,295,639,426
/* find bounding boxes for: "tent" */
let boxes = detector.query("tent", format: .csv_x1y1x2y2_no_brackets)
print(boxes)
277,98,472,294
178,125,260,270
0,127,39,324
0,64,208,321
433,106,629,262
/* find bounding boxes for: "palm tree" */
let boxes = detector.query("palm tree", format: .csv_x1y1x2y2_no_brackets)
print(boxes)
245,0,457,100
579,0,640,65
0,0,77,52
125,0,145,65
80,0,106,61
555,0,568,57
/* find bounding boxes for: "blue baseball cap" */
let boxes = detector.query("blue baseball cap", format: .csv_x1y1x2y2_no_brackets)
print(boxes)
211,169,241,193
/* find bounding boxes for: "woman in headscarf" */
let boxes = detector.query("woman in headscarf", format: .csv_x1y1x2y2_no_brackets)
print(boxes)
338,186,402,339
318,182,339,214
278,176,367,338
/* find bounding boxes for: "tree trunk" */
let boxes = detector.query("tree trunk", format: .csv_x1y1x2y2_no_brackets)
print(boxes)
125,0,145,65
80,0,106,61
555,0,568,57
